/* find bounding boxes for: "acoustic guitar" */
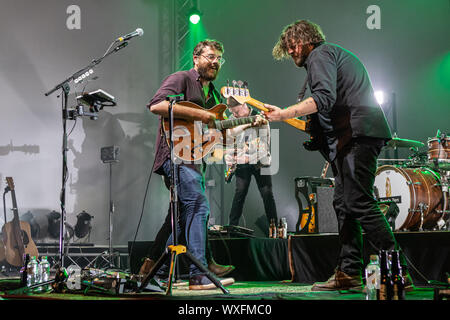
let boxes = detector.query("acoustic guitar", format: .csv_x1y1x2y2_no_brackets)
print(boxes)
162,101,262,162
2,177,38,266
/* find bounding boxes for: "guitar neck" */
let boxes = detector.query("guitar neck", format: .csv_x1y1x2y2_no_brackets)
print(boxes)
217,115,258,130
245,97,308,133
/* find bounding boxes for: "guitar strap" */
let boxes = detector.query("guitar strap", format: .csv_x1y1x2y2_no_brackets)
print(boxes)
297,72,308,103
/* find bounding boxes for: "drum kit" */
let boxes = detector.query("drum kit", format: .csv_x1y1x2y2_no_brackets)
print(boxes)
374,131,449,232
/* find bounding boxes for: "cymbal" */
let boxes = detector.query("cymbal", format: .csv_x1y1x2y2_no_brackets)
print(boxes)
385,137,425,149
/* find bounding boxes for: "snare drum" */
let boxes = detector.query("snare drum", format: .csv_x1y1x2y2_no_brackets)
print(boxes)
374,165,445,231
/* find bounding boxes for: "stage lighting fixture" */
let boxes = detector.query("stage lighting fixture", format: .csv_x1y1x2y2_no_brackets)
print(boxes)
47,210,61,239
47,210,74,240
375,90,385,105
75,210,93,239
188,9,201,24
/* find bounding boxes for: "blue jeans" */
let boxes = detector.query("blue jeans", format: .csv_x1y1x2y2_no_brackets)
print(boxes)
161,159,210,276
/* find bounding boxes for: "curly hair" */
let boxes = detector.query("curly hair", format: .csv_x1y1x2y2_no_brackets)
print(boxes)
272,20,326,60
193,39,224,57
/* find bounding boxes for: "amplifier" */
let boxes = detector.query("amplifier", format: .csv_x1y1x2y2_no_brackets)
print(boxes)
294,176,338,234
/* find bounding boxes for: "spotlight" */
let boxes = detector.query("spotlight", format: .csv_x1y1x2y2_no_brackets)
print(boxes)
188,8,202,24
75,210,93,239
47,210,61,239
20,211,40,239
47,210,74,241
375,90,385,105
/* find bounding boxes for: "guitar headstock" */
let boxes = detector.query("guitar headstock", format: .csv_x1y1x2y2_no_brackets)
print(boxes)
5,177,15,191
220,80,252,105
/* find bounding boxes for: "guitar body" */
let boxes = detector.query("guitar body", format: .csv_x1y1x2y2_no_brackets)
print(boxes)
303,114,325,151
162,101,256,162
2,177,39,267
2,221,38,266
0,239,5,263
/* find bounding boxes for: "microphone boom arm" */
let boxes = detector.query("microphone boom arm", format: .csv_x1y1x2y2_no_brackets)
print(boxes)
44,40,129,97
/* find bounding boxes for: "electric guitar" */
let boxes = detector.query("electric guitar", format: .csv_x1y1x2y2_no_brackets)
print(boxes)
220,80,311,133
224,163,237,184
221,80,327,151
162,101,262,162
2,177,38,266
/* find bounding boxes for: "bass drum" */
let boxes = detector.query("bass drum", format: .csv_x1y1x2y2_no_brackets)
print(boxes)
374,165,444,231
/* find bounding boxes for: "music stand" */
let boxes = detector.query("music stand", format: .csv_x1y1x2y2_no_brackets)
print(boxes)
138,94,229,295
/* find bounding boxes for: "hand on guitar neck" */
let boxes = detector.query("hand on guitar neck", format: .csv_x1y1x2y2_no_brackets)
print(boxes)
220,81,311,133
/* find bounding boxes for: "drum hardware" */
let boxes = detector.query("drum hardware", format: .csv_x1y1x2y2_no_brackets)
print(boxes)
385,137,425,150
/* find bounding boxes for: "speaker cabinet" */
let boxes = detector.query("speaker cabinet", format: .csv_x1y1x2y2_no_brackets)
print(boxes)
294,177,338,234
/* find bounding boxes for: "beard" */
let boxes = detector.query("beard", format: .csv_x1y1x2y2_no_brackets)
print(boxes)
293,44,311,68
197,62,220,81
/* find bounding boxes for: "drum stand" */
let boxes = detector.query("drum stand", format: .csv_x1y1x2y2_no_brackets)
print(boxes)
436,173,450,230
137,95,229,295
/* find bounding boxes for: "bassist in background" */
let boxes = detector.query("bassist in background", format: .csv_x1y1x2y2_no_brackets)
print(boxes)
224,102,278,230
264,20,414,292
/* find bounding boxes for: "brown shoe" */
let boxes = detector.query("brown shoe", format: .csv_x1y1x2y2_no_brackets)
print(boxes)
208,259,235,277
312,270,362,291
189,274,235,290
139,258,155,277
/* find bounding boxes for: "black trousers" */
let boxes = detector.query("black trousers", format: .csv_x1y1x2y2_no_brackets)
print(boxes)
330,138,407,276
229,164,278,227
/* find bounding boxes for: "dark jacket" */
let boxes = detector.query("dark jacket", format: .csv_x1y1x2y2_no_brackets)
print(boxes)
305,42,392,161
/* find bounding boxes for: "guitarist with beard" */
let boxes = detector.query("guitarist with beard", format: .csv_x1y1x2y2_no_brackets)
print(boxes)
263,20,414,292
145,39,240,290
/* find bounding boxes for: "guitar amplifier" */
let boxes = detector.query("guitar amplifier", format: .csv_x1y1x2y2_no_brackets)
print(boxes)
294,176,338,234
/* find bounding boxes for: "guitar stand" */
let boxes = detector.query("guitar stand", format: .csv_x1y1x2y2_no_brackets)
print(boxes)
137,94,229,295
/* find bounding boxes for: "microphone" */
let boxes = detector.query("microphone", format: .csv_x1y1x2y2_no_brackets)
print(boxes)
117,28,144,42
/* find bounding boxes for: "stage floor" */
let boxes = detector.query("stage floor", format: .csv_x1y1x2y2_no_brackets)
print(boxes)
0,279,441,301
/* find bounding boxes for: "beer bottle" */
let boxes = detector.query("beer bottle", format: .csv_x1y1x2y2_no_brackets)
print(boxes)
391,250,405,300
378,250,393,300
269,219,277,238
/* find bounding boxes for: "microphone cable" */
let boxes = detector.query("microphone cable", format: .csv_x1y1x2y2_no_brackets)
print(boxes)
128,142,157,270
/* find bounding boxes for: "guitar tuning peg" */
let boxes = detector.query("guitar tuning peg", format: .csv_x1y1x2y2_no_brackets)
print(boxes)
237,80,243,87
243,81,248,88
232,80,239,95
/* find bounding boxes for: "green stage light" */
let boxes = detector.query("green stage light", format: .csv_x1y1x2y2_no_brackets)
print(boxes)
189,12,201,24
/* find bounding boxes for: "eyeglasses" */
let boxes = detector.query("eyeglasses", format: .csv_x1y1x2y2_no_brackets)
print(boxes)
200,54,225,66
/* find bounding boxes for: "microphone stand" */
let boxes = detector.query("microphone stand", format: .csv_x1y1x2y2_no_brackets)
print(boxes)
44,40,129,271
138,95,229,295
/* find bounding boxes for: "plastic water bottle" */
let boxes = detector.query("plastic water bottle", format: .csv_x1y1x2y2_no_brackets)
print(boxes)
38,256,51,292
365,254,381,300
26,256,39,289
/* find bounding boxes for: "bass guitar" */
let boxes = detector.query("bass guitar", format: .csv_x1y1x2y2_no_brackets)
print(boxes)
220,80,311,133
2,177,38,266
162,101,262,162
221,80,326,151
